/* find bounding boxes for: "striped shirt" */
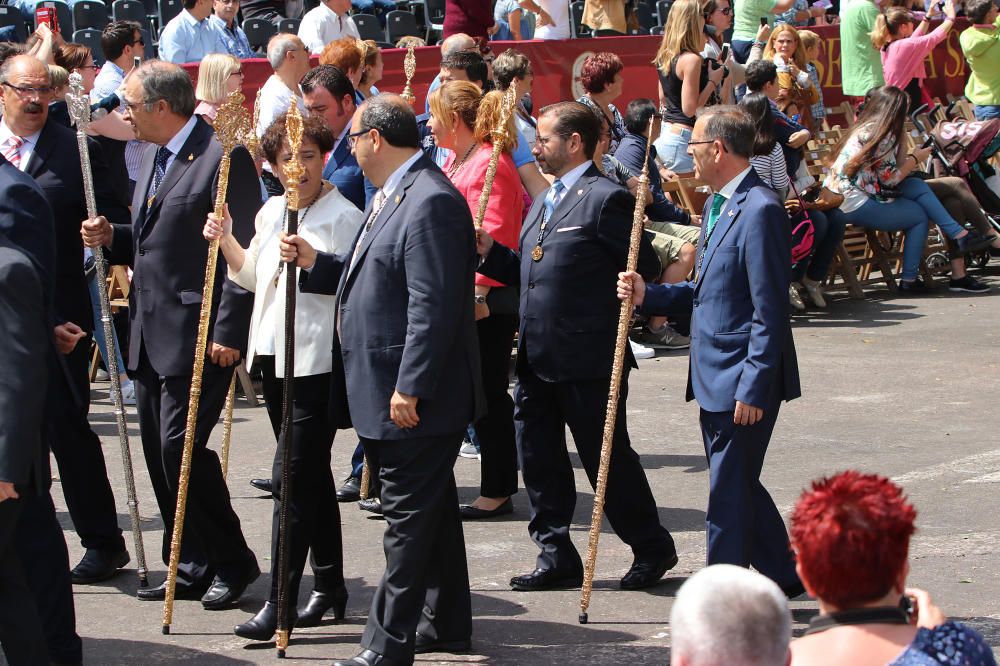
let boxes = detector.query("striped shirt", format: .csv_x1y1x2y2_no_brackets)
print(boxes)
750,142,790,199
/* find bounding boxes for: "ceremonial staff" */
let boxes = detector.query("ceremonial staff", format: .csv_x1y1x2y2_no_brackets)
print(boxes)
66,72,149,589
219,90,261,482
474,84,519,227
578,118,654,625
162,89,248,634
274,103,305,659
358,46,419,501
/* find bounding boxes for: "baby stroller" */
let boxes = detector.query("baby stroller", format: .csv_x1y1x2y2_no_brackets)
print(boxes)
910,102,1000,268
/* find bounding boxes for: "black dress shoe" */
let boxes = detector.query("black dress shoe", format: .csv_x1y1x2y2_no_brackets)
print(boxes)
234,602,294,641
296,587,348,627
250,478,273,493
136,579,207,601
414,634,471,654
358,497,382,515
459,497,513,520
202,555,261,610
510,567,583,591
332,648,404,666
336,475,362,502
620,551,679,590
70,548,130,584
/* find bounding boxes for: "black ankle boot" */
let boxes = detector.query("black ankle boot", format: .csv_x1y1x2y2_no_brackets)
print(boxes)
295,587,348,627
234,601,295,641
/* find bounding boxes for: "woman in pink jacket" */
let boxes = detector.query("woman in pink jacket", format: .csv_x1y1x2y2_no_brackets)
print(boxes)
873,0,956,111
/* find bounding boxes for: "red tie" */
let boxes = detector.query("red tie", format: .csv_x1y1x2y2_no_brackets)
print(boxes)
3,135,23,169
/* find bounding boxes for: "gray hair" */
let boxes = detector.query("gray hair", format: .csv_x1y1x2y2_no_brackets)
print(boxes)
267,33,303,70
670,565,791,666
134,60,195,116
696,105,755,159
440,32,475,57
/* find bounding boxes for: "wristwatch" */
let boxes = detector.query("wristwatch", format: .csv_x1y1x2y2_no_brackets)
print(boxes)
474,294,487,304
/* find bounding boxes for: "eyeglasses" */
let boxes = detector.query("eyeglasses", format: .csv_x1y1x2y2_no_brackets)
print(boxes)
133,38,145,46
79,63,100,70
122,96,159,112
687,139,716,146
716,6,732,14
230,69,244,77
535,133,567,147
2,82,53,98
347,128,373,149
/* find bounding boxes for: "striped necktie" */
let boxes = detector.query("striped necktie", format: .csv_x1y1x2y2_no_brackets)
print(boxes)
2,135,24,169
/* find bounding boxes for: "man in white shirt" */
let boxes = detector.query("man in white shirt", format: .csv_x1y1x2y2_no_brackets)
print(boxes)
298,0,359,55
257,33,311,194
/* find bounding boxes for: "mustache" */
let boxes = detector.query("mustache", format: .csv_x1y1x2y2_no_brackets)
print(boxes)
24,102,43,113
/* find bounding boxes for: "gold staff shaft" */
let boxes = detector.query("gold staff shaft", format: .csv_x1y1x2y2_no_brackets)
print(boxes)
275,102,306,659
473,85,519,228
163,90,248,634
400,45,416,106
220,374,237,480
578,118,655,624
67,73,149,588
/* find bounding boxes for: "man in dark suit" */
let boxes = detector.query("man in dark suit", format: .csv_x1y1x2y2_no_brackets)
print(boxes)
475,101,679,594
617,105,803,595
298,64,376,505
0,153,83,666
0,54,132,584
281,94,483,666
82,60,262,609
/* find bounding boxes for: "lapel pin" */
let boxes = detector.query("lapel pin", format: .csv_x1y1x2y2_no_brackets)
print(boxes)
187,153,194,161
577,189,583,196
728,210,735,216
394,195,401,204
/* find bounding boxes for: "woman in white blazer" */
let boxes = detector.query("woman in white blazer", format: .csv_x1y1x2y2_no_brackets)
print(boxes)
204,114,363,642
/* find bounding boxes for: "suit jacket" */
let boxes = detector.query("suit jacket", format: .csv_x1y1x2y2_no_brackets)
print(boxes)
107,117,260,377
478,163,662,383
26,117,131,332
322,134,376,211
301,153,485,440
0,155,55,319
642,169,801,411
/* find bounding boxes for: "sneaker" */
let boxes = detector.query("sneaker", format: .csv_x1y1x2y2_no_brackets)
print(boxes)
629,338,655,360
120,381,136,406
634,324,691,350
899,277,931,294
801,277,827,308
95,368,110,381
789,284,806,311
954,232,994,256
459,442,481,459
948,275,990,293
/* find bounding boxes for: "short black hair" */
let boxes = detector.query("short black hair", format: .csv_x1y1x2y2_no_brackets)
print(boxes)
540,101,600,159
966,0,994,23
300,64,356,102
745,59,777,93
624,98,657,135
102,20,142,62
697,105,755,159
261,113,335,166
360,95,419,149
440,50,488,89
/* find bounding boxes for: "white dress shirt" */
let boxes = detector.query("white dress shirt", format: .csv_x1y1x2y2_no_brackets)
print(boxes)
256,74,308,139
298,3,360,54
0,119,42,171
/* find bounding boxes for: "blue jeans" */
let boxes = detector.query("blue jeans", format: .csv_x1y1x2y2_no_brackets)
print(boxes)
792,207,847,282
352,0,393,16
654,126,694,173
87,273,127,376
840,178,962,280
973,105,1000,120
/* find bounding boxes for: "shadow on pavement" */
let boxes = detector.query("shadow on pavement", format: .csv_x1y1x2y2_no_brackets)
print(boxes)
82,638,257,664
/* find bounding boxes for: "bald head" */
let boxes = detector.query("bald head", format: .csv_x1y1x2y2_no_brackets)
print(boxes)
268,33,306,70
1,54,49,83
441,33,476,57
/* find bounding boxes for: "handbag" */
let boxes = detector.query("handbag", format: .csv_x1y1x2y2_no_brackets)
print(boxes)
787,181,816,264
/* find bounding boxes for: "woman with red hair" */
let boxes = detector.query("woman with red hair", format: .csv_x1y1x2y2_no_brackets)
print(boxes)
576,52,626,155
790,471,996,666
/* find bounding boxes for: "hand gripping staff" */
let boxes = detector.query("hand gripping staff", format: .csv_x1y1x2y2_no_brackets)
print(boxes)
578,118,655,625
162,89,249,634
66,72,149,589
274,102,305,659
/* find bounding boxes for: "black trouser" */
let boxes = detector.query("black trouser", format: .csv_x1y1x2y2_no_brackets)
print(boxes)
0,498,48,665
133,345,250,586
360,434,471,663
471,313,518,498
15,491,81,665
258,357,343,610
514,364,675,573
48,337,126,553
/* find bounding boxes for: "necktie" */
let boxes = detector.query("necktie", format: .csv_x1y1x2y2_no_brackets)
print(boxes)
543,179,565,222
350,189,387,270
2,135,24,169
147,146,172,206
704,193,726,238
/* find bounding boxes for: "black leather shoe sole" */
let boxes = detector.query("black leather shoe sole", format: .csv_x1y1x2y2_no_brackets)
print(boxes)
510,571,584,592
414,637,472,654
136,581,207,601
202,565,261,610
619,552,679,590
71,549,131,585
336,476,362,502
249,478,273,493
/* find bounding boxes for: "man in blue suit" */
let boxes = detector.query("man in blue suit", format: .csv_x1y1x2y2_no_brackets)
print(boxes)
282,95,484,666
617,105,803,596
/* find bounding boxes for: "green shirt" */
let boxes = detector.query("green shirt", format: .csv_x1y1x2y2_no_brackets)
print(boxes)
960,16,1000,106
733,0,778,41
839,0,884,97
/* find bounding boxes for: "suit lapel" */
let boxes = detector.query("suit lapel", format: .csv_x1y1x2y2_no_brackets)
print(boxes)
544,166,600,233
24,121,57,179
142,118,212,226
323,139,349,180
695,187,749,293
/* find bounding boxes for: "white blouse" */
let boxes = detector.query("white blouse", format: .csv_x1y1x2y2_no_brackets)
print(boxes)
230,184,363,377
